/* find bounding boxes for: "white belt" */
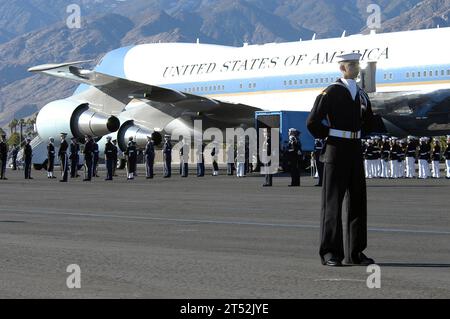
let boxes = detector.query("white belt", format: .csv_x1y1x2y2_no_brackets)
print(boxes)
329,129,361,139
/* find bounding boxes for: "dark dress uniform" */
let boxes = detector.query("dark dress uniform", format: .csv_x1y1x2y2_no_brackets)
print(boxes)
93,142,100,177
145,140,155,178
125,141,137,179
104,140,115,180
24,143,33,179
287,135,301,186
180,145,189,177
306,79,374,265
47,142,56,177
11,146,19,170
112,142,118,176
83,139,94,181
314,139,324,186
59,139,69,182
163,140,172,178
69,141,80,178
197,144,206,177
0,139,8,179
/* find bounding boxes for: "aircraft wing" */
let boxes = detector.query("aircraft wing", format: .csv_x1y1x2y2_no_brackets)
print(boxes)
28,61,218,106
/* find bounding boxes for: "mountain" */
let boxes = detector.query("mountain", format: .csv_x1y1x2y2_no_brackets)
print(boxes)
0,0,448,129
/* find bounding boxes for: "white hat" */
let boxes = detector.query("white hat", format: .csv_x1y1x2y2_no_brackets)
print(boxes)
336,53,362,63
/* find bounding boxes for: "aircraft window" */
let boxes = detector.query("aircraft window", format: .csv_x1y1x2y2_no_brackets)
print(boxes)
294,80,297,85
411,72,415,78
435,70,438,76
447,70,450,76
423,72,426,77
320,78,323,83
222,85,225,90
284,81,287,86
311,79,314,84
389,74,393,80
406,72,410,78
288,80,292,86
209,86,212,91
253,83,256,88
240,84,243,89
384,74,387,80
315,78,319,84
300,80,303,85
418,72,421,77
214,86,216,91
441,70,445,76
305,79,308,84
430,71,433,77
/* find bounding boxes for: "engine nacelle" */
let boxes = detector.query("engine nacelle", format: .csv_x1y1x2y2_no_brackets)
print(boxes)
117,120,162,151
36,99,120,141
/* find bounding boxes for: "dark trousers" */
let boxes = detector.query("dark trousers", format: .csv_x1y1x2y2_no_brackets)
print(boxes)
197,163,205,177
317,160,324,186
60,154,68,181
24,158,32,179
264,174,273,186
93,155,99,176
0,157,6,178
70,157,78,178
164,156,171,177
320,160,368,264
146,156,154,178
112,158,117,176
181,163,188,177
48,156,55,172
85,156,93,180
289,162,300,186
106,159,114,180
12,156,17,170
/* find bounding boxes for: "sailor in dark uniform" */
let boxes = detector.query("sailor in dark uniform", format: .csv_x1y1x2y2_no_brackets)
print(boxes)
262,129,274,187
211,141,219,176
287,128,301,186
313,138,324,186
112,140,119,177
47,137,56,179
58,133,69,182
23,138,33,179
11,144,19,171
431,137,441,179
163,135,172,178
104,136,115,181
125,136,137,180
83,135,94,181
93,140,100,177
0,134,9,180
445,136,450,179
69,137,80,178
145,136,155,179
306,52,375,267
196,141,206,177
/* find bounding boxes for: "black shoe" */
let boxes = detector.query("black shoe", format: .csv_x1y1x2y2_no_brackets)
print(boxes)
288,184,300,187
83,179,91,182
323,258,342,267
347,253,375,266
1,177,8,180
262,184,272,187
59,180,67,182
314,184,322,187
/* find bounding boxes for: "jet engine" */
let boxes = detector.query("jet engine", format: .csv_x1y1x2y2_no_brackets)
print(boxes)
36,99,120,141
117,120,162,151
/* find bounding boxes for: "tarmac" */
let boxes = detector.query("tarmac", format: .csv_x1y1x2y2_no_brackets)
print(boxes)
0,166,449,299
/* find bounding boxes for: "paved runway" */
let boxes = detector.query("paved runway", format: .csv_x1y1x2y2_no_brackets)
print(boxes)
0,167,449,298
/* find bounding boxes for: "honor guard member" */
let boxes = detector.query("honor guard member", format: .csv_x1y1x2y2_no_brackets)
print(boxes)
398,139,406,178
444,136,450,179
83,135,94,181
365,139,375,178
104,136,115,181
262,129,274,187
11,144,19,171
306,52,375,266
145,136,155,179
93,140,100,177
236,139,246,177
211,141,220,176
69,137,80,178
179,138,189,178
287,128,301,186
58,133,69,182
125,136,137,180
47,137,56,179
389,137,400,179
431,137,441,178
112,140,119,176
418,137,431,179
405,136,417,178
196,141,206,177
163,135,172,178
380,136,390,178
226,142,235,176
372,136,382,178
313,138,324,186
0,134,9,180
23,138,33,179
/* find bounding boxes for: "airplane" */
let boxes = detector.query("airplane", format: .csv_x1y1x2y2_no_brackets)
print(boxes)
26,26,450,169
